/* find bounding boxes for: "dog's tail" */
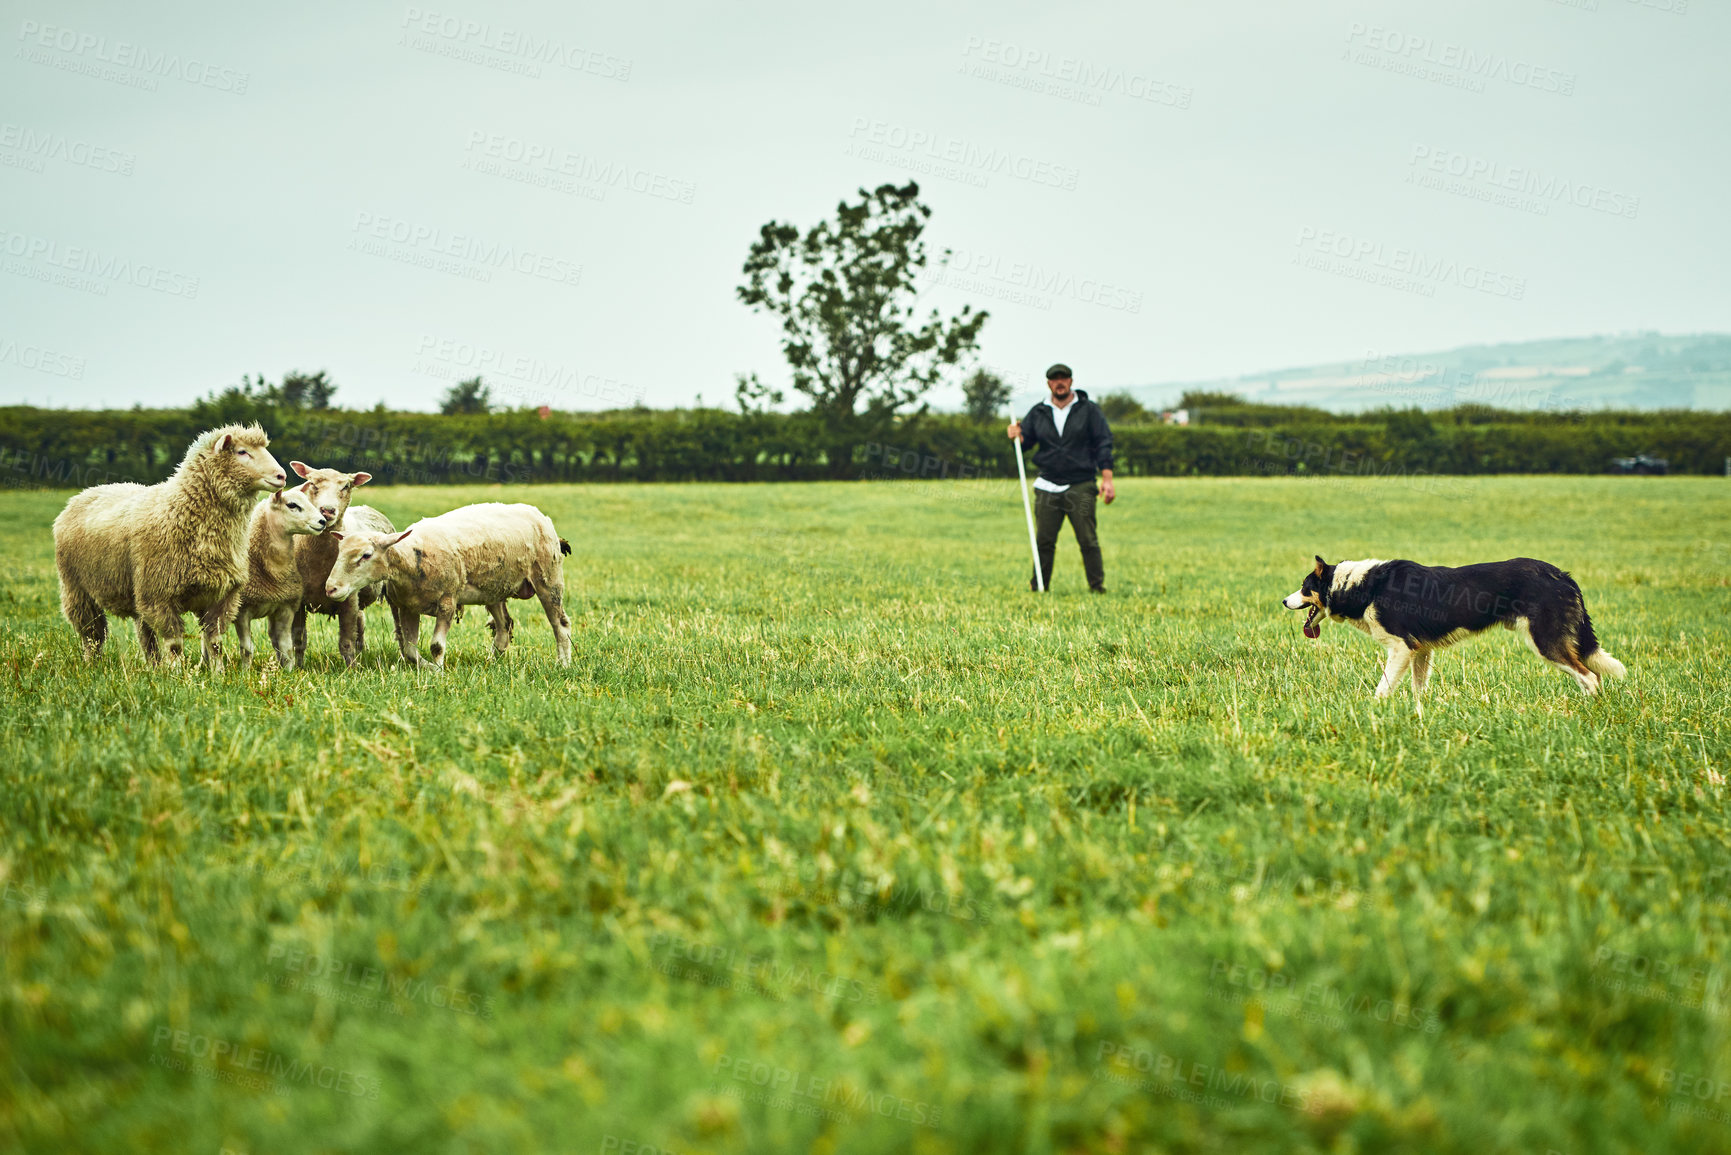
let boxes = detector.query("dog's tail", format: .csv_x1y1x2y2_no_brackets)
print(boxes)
1576,607,1627,681
559,538,572,556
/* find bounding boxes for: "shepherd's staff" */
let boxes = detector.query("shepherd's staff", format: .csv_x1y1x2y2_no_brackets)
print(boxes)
1012,411,1044,591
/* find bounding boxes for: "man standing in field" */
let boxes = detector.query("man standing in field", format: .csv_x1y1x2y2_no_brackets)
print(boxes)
1007,363,1116,593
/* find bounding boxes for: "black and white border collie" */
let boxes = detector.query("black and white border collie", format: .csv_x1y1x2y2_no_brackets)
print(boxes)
1283,556,1626,713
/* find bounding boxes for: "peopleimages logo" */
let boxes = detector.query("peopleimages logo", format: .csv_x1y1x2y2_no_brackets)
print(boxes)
0,123,135,175
462,131,695,205
2,878,47,906
1662,1067,1731,1125
398,7,631,80
845,118,1080,191
1207,960,1442,1033
0,228,200,298
651,932,879,1004
0,336,85,379
1406,145,1639,220
1293,226,1526,300
347,211,582,287
1094,1041,1311,1112
150,1026,380,1099
1350,350,1581,413
413,334,642,408
958,36,1192,109
1343,23,1576,96
941,247,1142,313
1590,945,1721,1000
266,943,496,1018
711,1055,943,1127
15,20,250,93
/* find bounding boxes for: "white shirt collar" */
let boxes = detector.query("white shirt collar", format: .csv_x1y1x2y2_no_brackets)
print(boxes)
1048,397,1074,436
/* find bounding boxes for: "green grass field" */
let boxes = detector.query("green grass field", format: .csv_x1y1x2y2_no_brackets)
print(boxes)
2,475,1728,1154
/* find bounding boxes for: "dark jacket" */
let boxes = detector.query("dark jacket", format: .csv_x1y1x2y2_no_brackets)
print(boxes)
1018,390,1114,486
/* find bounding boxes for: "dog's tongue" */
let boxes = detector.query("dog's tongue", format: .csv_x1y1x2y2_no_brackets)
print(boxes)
1302,607,1321,639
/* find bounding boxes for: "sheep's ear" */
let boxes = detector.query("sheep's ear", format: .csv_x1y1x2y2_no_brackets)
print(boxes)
290,461,312,478
219,433,233,451
329,532,344,542
271,490,284,505
351,472,372,487
388,529,413,548
1313,555,1327,577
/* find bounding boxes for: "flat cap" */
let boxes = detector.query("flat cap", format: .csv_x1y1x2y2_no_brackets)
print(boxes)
1045,363,1073,379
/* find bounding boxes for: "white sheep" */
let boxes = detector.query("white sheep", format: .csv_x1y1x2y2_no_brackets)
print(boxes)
283,463,394,666
53,424,287,668
232,486,331,668
323,502,572,670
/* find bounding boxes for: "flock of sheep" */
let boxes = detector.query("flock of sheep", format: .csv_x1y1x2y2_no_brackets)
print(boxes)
51,424,574,672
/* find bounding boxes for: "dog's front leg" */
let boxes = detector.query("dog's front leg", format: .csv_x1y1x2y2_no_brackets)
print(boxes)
1410,650,1432,716
1375,645,1413,700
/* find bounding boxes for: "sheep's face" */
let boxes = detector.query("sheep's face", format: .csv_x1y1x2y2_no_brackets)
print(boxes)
325,528,412,601
289,463,372,528
274,488,330,536
221,431,286,493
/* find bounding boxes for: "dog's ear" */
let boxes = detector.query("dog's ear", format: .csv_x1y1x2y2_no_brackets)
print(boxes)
1313,555,1327,577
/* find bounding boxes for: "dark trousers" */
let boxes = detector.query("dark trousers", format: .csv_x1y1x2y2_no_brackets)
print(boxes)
1032,479,1103,591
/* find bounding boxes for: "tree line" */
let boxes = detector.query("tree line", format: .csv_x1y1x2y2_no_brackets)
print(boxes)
3,396,1727,491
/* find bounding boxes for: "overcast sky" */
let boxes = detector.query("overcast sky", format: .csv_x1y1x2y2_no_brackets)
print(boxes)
2,0,1723,414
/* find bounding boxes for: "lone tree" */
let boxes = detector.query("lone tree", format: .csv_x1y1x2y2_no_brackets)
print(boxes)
1097,391,1150,424
441,376,492,415
962,369,1011,423
191,369,338,425
737,182,987,461
279,370,337,411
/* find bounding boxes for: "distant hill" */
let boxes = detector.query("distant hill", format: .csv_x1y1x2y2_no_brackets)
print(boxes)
1116,333,1731,413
